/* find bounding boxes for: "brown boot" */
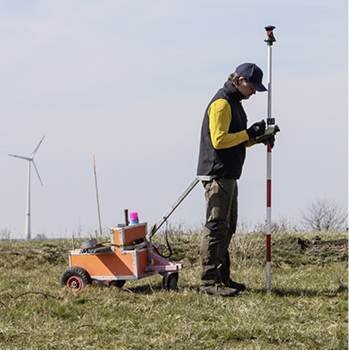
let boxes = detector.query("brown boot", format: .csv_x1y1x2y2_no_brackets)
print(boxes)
223,278,246,292
199,283,239,297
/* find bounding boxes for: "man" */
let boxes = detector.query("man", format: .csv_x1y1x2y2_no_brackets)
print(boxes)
197,62,273,297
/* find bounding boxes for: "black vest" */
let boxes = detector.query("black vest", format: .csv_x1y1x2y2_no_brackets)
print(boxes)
197,81,248,179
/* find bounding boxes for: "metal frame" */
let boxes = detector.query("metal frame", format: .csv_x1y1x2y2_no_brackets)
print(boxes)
67,221,183,284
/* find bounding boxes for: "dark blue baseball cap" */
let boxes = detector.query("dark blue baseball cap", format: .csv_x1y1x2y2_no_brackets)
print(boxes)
235,63,267,92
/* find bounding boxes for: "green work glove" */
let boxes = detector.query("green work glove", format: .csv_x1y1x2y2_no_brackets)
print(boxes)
261,134,275,148
255,125,280,148
247,120,266,138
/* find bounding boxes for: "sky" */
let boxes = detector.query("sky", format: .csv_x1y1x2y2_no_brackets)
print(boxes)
0,0,347,239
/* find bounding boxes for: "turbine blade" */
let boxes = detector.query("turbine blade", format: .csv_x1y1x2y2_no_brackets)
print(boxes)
30,135,45,158
9,154,31,161
32,161,43,186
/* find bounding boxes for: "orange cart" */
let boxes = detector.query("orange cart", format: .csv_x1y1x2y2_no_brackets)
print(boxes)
60,222,183,291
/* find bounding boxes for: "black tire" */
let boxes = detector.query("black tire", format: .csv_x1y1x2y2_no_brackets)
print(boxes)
81,239,98,250
162,272,179,290
110,280,126,288
60,266,92,291
99,280,126,288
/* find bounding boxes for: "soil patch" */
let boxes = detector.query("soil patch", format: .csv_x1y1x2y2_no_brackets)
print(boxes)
273,235,348,266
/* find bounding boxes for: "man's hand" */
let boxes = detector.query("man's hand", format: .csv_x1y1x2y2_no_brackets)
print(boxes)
247,120,266,138
260,134,275,148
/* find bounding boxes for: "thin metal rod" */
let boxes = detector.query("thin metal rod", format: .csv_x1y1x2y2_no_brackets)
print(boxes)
25,162,31,241
93,155,103,239
266,144,272,292
264,25,276,292
266,45,273,292
147,175,213,239
267,45,273,127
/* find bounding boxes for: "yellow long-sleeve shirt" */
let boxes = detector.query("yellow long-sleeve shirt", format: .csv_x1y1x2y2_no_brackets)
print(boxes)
208,98,256,149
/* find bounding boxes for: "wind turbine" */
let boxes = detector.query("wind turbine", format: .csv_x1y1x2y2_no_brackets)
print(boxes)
9,136,45,241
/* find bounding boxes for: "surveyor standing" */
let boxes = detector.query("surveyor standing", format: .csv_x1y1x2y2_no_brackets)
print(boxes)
197,63,274,296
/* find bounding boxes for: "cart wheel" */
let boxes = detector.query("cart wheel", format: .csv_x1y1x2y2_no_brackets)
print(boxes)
100,280,126,288
60,267,92,291
110,280,126,288
162,272,179,290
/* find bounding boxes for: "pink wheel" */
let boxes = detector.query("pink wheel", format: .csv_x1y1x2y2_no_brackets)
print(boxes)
67,276,83,291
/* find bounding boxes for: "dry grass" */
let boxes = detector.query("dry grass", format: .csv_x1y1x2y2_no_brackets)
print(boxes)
0,230,347,349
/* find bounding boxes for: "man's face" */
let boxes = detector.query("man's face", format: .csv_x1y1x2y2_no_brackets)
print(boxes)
236,77,256,99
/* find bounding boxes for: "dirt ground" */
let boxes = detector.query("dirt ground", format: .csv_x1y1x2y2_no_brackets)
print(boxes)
272,234,348,266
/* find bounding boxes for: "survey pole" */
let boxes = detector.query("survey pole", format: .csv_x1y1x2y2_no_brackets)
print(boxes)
264,25,276,292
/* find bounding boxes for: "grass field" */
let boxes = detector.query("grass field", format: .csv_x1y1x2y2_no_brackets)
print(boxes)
0,230,347,350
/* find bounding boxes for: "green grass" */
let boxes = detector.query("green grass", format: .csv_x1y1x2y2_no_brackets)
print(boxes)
0,231,347,349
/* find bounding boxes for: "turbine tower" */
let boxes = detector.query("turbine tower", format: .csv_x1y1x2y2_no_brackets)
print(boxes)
9,136,45,241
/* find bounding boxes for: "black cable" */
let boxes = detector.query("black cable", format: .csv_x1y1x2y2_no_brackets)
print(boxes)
153,220,173,258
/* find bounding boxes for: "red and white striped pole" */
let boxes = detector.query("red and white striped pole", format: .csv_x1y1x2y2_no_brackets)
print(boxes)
264,25,276,292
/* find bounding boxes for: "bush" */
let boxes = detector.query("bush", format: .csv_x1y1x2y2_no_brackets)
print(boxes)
300,198,347,232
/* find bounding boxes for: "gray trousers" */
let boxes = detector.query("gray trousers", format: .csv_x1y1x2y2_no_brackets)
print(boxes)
200,179,238,286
